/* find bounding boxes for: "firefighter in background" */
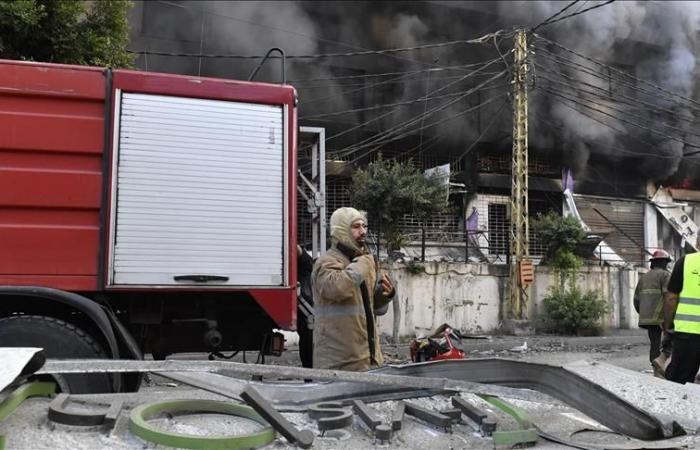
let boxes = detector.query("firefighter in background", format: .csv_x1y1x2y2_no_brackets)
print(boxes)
663,239,700,384
297,245,315,368
634,249,673,377
311,207,395,371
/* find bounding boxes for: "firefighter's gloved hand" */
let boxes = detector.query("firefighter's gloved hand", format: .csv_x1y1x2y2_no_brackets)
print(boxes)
349,254,375,284
379,273,395,297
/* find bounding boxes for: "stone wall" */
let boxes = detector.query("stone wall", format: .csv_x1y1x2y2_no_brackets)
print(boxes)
376,262,640,341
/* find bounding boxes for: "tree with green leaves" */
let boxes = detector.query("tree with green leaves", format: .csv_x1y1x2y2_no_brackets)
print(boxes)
533,211,587,272
533,211,608,335
349,155,449,255
0,0,133,68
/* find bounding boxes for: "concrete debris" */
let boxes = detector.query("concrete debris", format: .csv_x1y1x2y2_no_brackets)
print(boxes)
7,338,700,449
240,386,315,448
0,348,44,392
308,402,354,432
509,341,528,353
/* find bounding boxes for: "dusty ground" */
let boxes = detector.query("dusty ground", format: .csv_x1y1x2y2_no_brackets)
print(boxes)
273,329,656,373
5,329,699,449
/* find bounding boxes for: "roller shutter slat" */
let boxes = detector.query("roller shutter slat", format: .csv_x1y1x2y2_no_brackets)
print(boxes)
111,92,285,286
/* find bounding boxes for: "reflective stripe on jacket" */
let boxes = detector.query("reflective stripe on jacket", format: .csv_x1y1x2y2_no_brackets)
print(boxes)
633,268,670,326
311,244,383,371
676,252,700,334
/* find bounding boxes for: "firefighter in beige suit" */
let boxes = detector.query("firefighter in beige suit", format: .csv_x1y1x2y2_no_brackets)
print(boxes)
312,207,395,371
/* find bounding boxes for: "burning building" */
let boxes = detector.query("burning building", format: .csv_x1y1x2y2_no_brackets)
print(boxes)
127,1,700,266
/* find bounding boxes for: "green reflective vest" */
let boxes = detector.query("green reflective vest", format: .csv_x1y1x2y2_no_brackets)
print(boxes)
676,252,700,334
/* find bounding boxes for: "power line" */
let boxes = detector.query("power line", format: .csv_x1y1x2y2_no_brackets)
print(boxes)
129,38,500,60
289,59,500,83
533,34,700,110
451,99,510,164
534,0,616,29
344,90,508,164
539,85,700,149
155,0,501,70
533,46,700,115
302,70,420,105
532,1,580,32
530,109,686,161
347,93,508,165
533,96,697,167
532,60,697,125
541,84,697,148
536,73,700,142
334,70,507,161
301,84,507,120
295,72,506,90
301,56,501,105
301,59,507,162
533,47,700,149
546,1,589,34
395,134,442,162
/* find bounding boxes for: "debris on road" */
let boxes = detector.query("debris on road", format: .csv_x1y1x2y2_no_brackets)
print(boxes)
2,346,700,449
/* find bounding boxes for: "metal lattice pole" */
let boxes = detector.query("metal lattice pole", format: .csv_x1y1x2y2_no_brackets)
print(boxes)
509,30,530,320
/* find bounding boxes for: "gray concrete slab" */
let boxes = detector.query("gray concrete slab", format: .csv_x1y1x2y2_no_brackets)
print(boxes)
3,383,700,449
565,359,700,432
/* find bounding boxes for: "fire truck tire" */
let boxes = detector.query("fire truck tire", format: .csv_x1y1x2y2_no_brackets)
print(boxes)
0,315,113,394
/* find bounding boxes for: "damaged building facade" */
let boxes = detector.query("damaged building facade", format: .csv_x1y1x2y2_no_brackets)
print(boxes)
127,1,700,336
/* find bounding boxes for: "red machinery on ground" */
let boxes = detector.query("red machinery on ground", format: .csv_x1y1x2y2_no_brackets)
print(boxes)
0,59,299,392
409,324,467,362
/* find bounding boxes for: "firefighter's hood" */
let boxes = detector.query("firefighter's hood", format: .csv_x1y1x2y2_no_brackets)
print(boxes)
330,207,367,253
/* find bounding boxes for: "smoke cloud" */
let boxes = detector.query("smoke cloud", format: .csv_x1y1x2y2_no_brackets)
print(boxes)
131,1,700,182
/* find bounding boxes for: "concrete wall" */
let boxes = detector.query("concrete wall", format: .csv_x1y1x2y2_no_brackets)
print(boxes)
376,262,641,341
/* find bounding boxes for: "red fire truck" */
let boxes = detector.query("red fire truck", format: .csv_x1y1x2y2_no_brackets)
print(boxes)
0,59,300,392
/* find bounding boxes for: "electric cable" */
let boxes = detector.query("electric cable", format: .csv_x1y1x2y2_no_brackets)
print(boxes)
530,109,687,161
311,57,503,125
451,99,510,164
301,84,506,120
155,0,502,70
299,63,508,171
299,83,507,174
534,46,700,116
533,34,700,110
295,71,504,89
303,54,503,105
397,134,442,161
533,89,699,161
532,1,580,32
289,59,501,83
534,0,616,29
532,60,697,125
537,74,700,142
341,91,506,165
295,71,507,90
302,70,422,105
347,92,509,165
334,70,507,161
129,39,501,60
544,1,590,34
540,84,700,149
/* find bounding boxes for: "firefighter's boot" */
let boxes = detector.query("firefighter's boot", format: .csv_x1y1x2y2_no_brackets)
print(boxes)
652,354,669,378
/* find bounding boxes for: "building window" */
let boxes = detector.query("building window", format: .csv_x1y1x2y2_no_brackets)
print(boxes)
488,203,509,256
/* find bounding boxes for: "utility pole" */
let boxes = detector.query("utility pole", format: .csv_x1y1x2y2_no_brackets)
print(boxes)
509,29,533,320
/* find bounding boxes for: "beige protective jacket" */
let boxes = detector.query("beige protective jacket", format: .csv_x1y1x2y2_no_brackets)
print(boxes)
634,267,670,327
311,243,393,371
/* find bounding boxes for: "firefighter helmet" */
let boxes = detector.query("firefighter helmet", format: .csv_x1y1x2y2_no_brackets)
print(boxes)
650,249,671,261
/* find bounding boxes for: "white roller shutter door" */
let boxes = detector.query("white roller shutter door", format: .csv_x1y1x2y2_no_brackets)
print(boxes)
110,92,286,286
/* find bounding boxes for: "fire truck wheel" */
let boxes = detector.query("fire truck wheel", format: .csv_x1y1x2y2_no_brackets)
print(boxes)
0,315,113,394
